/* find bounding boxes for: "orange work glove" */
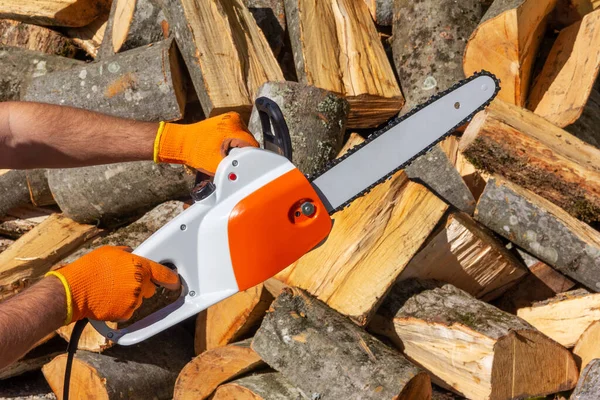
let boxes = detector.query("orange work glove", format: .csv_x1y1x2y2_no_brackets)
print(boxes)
154,112,259,175
46,246,180,325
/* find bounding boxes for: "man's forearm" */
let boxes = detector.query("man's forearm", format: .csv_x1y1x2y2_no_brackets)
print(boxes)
0,277,66,370
0,102,158,169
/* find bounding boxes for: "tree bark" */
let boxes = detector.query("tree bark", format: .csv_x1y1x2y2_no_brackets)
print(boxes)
528,11,600,132
399,211,527,301
0,19,76,56
0,170,29,217
0,206,54,240
212,372,308,400
392,0,486,113
43,326,194,400
23,38,186,122
252,287,432,400
574,321,600,372
571,359,600,399
275,134,448,326
461,99,600,223
0,0,111,27
247,81,349,176
364,0,393,26
47,162,195,226
474,177,600,292
98,0,168,59
370,279,578,400
0,214,102,301
174,340,266,400
464,0,556,106
162,0,284,120
284,0,404,128
0,46,83,102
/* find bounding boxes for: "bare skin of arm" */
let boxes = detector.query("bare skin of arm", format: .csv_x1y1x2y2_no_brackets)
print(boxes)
0,277,66,370
0,101,158,169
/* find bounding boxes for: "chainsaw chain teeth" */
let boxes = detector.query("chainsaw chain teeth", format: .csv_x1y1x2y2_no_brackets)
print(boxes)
307,70,501,215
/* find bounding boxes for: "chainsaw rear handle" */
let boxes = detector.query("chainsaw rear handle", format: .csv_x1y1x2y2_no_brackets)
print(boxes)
90,147,332,345
255,97,292,161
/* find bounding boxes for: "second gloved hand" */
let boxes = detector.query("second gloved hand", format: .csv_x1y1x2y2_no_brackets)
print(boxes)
154,112,259,175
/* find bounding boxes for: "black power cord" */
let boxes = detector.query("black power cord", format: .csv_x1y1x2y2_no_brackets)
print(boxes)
62,318,89,400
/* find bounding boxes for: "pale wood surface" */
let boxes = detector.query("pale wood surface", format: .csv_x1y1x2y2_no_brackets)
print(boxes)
0,0,110,27
67,11,110,58
0,214,102,300
370,279,578,400
212,372,308,400
0,19,76,56
461,99,600,223
464,0,556,106
285,0,403,127
252,287,432,400
574,321,600,371
399,211,527,301
529,10,600,128
174,340,266,400
363,0,393,26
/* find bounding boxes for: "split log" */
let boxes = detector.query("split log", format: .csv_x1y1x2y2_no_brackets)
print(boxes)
162,0,284,120
474,177,600,291
517,289,600,347
0,46,83,102
463,0,556,106
0,206,54,239
43,326,194,399
551,0,593,28
405,144,477,214
392,0,486,112
23,38,186,122
370,279,578,400
0,0,110,27
399,211,527,301
247,81,349,176
98,0,168,59
0,214,102,300
67,11,110,58
275,134,448,325
244,0,286,57
571,359,600,399
252,287,432,400
364,0,393,26
55,201,184,352
174,340,266,400
212,372,307,400
0,19,76,56
574,321,600,371
565,79,600,148
0,335,64,380
284,0,404,128
439,135,489,201
194,283,274,354
48,162,194,226
461,99,600,223
528,10,600,132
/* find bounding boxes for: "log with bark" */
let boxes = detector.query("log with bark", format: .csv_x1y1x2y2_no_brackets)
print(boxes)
275,134,448,325
284,0,404,128
0,46,83,102
0,206,54,239
516,289,600,347
247,81,349,176
47,162,194,226
252,287,432,400
574,321,600,371
0,0,111,27
463,0,556,106
0,214,102,301
194,283,274,354
174,339,266,400
364,0,393,26
0,335,64,380
461,99,600,223
23,37,186,122
55,201,185,352
162,0,284,120
67,11,110,58
370,279,579,400
474,177,600,291
528,10,600,136
392,0,487,113
0,237,13,252
439,135,489,201
212,372,307,400
398,211,527,301
571,359,600,399
0,19,76,57
98,0,168,59
43,326,194,399
0,169,54,217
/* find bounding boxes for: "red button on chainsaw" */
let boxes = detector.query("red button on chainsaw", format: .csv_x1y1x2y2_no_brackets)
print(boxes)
228,173,237,181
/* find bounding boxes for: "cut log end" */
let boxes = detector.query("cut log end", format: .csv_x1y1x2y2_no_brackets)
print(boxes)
43,355,110,400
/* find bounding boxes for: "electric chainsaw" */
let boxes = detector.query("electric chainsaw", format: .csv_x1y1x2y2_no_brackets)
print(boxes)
88,71,500,345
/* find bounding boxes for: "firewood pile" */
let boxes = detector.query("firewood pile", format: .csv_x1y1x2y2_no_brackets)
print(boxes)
1,0,600,399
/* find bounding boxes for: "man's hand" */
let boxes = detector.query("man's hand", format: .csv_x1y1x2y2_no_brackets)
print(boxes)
48,246,180,324
154,112,259,175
